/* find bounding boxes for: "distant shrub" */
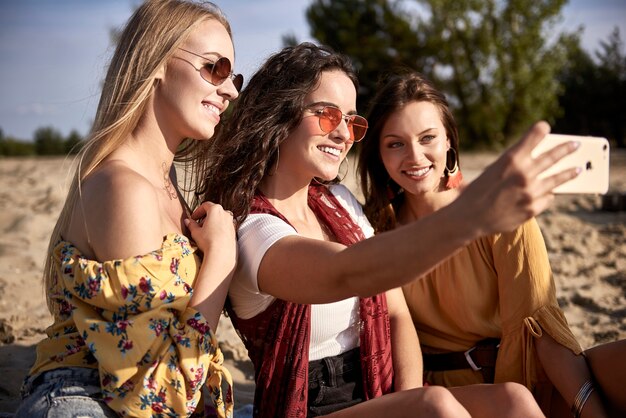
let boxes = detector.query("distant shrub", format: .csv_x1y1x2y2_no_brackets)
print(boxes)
34,127,65,155
64,130,84,155
0,137,35,156
0,127,84,156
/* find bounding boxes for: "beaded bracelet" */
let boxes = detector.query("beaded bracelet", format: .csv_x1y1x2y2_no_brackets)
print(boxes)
571,380,595,418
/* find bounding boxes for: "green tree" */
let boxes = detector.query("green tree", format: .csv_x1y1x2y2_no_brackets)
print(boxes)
594,28,626,147
307,0,429,112
554,27,626,147
64,129,84,154
34,126,65,155
554,40,595,133
419,0,575,147
0,128,35,156
306,0,575,148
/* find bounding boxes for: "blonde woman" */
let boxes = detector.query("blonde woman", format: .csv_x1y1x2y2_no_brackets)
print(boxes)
16,1,241,417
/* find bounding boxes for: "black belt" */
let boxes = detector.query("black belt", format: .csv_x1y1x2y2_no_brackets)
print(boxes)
422,338,500,383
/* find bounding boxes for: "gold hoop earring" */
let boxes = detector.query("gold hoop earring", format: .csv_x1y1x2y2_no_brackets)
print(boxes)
445,148,459,176
444,147,463,189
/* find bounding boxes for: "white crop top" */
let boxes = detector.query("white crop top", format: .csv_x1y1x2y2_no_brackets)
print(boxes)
229,184,375,361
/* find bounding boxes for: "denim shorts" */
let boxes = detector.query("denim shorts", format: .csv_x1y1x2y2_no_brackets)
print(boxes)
307,347,364,417
15,367,117,418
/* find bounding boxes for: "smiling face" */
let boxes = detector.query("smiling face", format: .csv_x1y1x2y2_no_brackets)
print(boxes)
277,70,359,184
153,18,239,141
379,100,450,197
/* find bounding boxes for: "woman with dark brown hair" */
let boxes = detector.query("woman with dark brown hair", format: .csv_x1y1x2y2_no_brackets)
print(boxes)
359,71,624,418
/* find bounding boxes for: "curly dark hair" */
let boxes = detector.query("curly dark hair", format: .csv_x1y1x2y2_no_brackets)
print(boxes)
358,72,460,233
196,42,358,224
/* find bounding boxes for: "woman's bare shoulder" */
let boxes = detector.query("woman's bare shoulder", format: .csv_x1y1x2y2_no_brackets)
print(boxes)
70,160,167,261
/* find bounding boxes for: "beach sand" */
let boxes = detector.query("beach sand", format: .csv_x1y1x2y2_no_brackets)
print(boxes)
1,150,625,413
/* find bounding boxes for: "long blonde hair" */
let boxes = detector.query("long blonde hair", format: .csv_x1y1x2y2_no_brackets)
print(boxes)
44,0,232,314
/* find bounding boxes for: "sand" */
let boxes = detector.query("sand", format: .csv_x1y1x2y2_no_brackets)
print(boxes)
0,150,624,414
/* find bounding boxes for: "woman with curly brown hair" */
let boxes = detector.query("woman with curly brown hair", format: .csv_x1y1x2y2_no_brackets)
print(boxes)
198,42,581,417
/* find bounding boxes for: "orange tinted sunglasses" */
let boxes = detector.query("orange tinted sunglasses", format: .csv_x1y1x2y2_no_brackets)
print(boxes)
304,105,368,142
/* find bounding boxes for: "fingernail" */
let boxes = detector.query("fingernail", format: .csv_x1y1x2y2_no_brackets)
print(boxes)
572,141,581,150
575,166,583,174
183,218,190,226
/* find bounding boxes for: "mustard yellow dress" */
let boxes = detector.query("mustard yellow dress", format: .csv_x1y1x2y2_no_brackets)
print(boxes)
402,219,582,401
30,233,233,418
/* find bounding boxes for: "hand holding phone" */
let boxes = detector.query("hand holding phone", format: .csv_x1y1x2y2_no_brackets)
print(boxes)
531,134,610,194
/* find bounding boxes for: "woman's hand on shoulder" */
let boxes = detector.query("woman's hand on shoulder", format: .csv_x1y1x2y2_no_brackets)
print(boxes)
186,202,237,329
459,121,580,236
185,202,237,264
79,162,166,261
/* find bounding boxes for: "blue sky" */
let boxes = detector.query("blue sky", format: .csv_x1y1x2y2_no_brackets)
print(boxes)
0,0,624,140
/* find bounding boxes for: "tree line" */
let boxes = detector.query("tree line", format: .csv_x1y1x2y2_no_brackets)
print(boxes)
0,127,83,156
2,0,624,156
300,0,625,149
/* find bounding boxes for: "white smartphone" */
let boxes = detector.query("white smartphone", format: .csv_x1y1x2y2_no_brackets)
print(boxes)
531,134,610,194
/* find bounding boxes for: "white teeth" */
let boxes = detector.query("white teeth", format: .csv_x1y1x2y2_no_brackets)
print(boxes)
405,167,430,177
203,103,219,115
318,146,341,157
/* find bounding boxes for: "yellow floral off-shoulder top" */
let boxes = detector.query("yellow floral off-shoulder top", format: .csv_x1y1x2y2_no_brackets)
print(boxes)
30,233,233,418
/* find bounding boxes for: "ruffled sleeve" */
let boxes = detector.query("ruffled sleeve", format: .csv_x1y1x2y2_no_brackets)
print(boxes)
53,233,233,417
